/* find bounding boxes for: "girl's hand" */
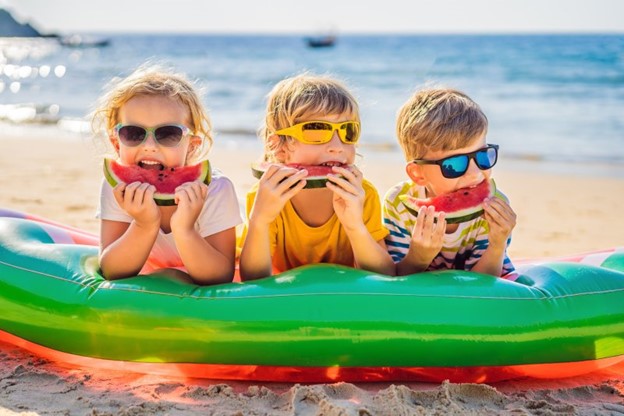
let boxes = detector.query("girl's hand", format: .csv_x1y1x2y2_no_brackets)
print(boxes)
250,164,307,225
113,182,160,228
171,181,209,233
326,165,365,232
483,197,517,249
408,206,446,267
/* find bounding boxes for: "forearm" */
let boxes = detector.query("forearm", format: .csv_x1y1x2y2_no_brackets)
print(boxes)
99,222,159,280
174,230,234,285
470,243,506,277
395,247,432,276
239,222,273,281
347,226,396,276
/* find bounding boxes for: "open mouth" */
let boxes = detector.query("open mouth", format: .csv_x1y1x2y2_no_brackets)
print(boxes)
318,161,346,167
138,161,165,171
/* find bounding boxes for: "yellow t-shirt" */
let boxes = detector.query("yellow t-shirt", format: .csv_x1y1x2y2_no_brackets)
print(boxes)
241,179,389,273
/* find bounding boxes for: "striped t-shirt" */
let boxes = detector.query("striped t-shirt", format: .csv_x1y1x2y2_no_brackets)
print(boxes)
383,180,515,276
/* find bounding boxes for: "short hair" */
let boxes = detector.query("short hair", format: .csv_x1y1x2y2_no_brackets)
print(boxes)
261,73,360,162
91,64,212,163
396,88,488,161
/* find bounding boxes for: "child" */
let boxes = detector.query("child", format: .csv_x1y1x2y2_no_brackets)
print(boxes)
93,65,242,284
384,87,516,277
239,74,394,280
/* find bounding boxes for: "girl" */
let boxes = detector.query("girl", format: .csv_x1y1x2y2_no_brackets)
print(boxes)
239,73,395,280
92,65,242,284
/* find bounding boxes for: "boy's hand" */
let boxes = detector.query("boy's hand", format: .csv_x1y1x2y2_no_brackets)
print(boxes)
407,206,446,268
113,182,160,228
251,164,307,225
483,197,516,248
326,166,366,232
171,181,208,233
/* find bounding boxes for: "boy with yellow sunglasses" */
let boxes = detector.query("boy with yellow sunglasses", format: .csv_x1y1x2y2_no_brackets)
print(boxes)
239,74,394,280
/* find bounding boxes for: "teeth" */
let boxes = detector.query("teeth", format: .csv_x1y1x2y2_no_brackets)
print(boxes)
140,160,161,165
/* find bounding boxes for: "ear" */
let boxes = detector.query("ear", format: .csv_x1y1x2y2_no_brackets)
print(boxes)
109,135,120,154
188,134,202,152
405,163,427,185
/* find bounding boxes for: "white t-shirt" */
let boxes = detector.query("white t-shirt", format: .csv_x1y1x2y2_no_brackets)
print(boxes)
96,168,243,273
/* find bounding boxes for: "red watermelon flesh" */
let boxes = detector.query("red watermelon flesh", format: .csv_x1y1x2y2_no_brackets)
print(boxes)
251,162,349,189
104,158,211,206
285,163,348,176
399,179,496,224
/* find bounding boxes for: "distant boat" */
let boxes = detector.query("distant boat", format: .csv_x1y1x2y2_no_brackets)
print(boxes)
59,34,110,48
305,34,336,48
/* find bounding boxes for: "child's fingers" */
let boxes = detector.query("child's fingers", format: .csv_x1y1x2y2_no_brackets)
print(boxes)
262,165,302,185
274,169,308,193
122,182,142,204
177,182,203,201
330,166,363,188
326,174,362,196
420,206,438,236
132,183,154,206
281,178,307,200
331,165,361,181
484,198,517,225
325,179,354,197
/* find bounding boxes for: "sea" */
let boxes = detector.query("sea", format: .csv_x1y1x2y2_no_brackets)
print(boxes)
1,33,623,175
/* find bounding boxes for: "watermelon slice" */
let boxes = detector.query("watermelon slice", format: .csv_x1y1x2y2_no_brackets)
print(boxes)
251,162,348,189
399,179,498,224
103,158,211,206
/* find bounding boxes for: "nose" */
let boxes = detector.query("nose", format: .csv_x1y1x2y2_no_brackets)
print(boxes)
464,158,484,180
326,131,345,152
142,131,158,150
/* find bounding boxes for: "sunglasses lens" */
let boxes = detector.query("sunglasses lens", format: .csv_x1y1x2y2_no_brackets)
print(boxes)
441,155,469,178
154,125,185,147
301,122,333,143
340,122,360,143
475,146,498,170
118,125,147,146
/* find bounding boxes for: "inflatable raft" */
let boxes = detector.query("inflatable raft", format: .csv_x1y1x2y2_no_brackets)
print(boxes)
0,208,623,383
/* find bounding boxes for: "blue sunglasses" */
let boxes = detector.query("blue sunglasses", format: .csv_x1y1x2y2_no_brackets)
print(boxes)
410,144,499,179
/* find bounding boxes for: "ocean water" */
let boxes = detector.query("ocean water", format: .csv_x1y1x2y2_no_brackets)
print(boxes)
1,34,623,166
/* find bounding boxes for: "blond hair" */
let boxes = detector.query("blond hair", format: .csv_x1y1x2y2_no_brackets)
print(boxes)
396,88,488,161
91,64,212,163
261,73,360,162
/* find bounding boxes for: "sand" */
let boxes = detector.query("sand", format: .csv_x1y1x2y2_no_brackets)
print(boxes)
1,125,623,414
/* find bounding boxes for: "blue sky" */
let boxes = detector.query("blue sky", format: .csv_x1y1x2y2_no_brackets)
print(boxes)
4,0,624,34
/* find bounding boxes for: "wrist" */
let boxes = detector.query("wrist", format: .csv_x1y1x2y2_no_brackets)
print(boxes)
343,223,369,239
133,219,160,232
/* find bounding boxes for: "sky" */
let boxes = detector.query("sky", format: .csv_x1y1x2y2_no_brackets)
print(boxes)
3,0,624,34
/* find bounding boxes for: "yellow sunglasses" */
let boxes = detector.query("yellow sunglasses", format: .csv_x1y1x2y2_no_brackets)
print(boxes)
274,121,361,145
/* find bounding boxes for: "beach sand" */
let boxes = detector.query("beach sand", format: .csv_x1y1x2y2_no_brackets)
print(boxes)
1,127,623,414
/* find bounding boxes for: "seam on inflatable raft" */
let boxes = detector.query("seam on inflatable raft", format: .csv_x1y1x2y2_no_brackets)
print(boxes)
3,258,624,301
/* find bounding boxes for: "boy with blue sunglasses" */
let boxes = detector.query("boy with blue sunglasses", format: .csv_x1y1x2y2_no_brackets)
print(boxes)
383,88,516,277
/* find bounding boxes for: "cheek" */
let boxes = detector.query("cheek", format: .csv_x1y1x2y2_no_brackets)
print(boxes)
117,147,135,164
344,146,357,163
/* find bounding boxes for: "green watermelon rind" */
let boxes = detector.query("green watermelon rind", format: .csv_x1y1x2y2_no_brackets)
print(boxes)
251,162,338,189
103,159,212,206
399,179,498,224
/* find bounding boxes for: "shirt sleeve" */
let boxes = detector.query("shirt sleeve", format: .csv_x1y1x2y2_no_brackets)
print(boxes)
96,179,132,223
196,173,244,237
362,180,390,243
382,182,413,263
